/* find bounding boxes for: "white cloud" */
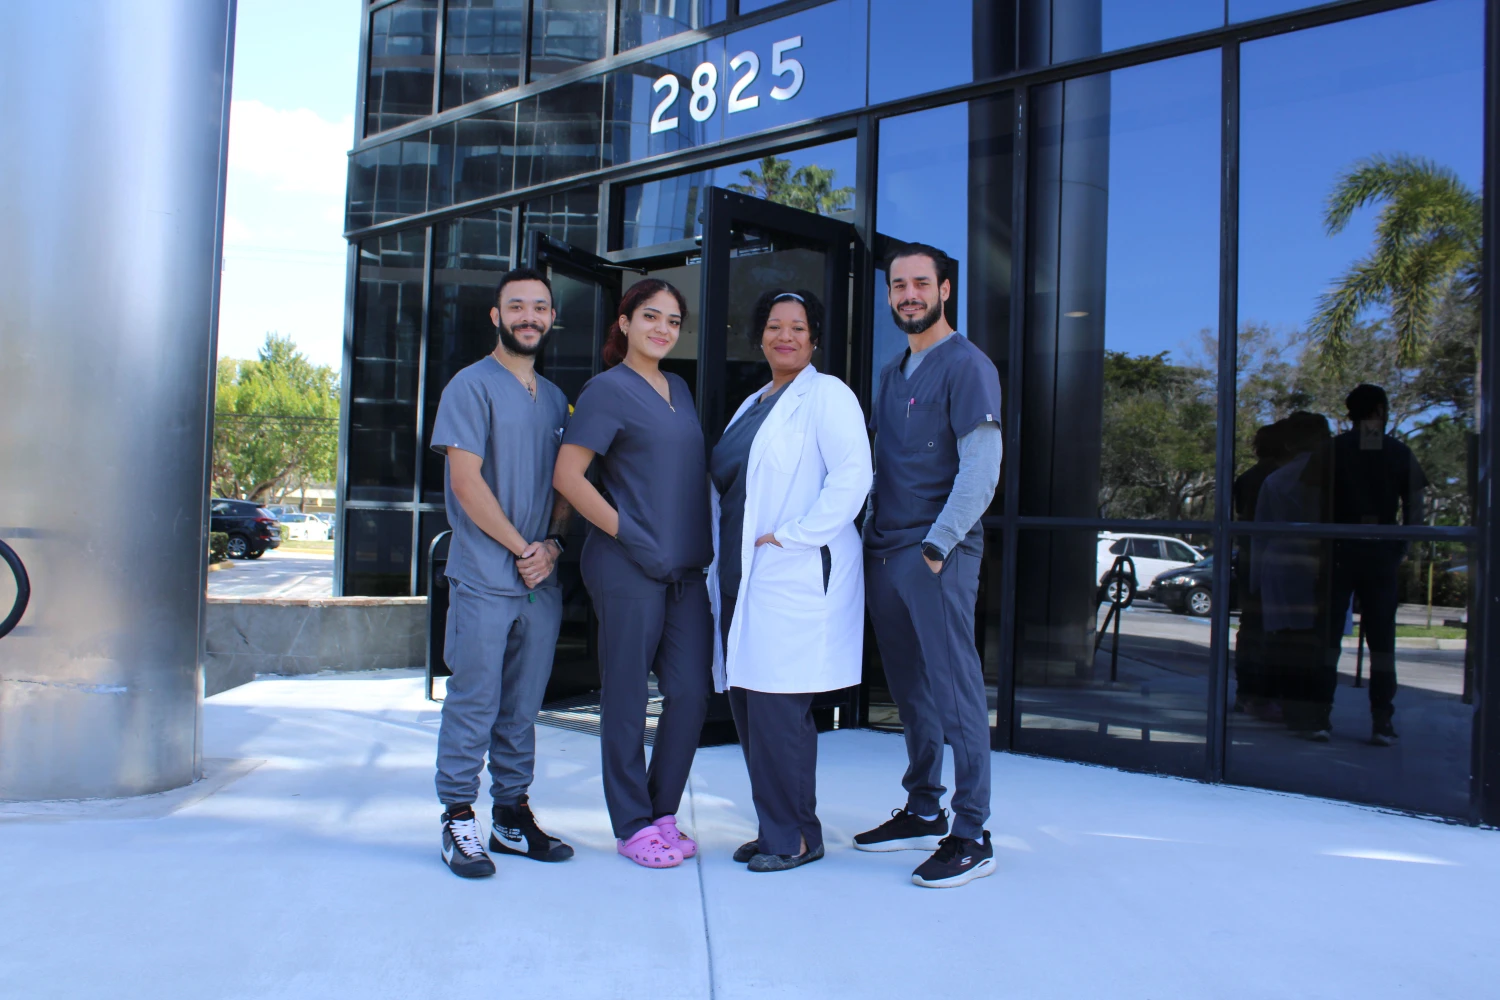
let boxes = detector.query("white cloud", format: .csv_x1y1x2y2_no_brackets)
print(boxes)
228,99,353,197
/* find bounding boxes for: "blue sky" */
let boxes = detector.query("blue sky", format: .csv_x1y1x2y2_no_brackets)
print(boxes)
219,0,361,370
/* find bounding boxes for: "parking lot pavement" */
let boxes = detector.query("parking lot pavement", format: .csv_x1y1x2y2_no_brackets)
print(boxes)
207,547,333,598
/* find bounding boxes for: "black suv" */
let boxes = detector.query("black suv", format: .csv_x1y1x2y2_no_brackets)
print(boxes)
209,498,282,559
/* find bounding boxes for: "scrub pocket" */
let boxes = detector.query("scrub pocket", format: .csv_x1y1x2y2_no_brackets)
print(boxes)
903,404,946,453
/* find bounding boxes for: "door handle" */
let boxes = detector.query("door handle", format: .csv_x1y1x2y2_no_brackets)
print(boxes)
0,537,30,640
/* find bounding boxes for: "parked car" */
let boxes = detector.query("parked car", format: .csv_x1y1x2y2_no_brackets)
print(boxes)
264,505,297,519
1095,532,1203,606
276,512,331,541
209,498,282,559
312,512,335,539
1147,556,1217,617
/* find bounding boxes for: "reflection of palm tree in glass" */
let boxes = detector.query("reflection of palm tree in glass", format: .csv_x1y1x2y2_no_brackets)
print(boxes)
726,156,855,215
1311,155,1481,366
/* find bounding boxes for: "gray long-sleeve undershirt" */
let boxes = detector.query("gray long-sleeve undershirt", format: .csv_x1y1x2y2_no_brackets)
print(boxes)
864,333,1003,557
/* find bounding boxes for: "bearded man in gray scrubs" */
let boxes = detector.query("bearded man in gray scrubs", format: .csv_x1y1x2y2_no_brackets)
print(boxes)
429,266,575,879
856,243,1003,889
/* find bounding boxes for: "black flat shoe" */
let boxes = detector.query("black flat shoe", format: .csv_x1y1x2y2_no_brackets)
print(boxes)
733,840,760,863
747,843,825,872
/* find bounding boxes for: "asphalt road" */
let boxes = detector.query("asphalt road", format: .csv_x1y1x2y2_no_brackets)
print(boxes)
208,547,333,598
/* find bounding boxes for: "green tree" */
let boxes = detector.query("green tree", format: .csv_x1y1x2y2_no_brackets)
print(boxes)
1311,154,1481,366
213,334,339,503
1099,350,1217,520
726,156,855,215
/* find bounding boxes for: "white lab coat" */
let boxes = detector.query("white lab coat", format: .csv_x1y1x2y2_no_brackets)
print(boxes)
707,365,873,694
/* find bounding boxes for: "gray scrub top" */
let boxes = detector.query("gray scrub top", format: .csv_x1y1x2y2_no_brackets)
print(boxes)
564,363,713,582
429,356,569,596
710,382,789,600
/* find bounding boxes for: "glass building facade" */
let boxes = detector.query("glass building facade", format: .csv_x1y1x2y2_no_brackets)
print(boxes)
340,0,1499,824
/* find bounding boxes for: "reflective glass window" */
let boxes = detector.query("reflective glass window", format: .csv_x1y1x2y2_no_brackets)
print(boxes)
441,0,525,110
530,0,609,81
1230,1,1323,21
1024,51,1220,520
342,508,415,596
604,38,724,164
347,136,433,231
1225,533,1475,817
428,107,517,210
424,210,515,504
349,230,426,503
1236,0,1484,530
365,0,440,136
720,0,867,141
617,137,856,249
524,190,601,401
1044,1,1223,64
514,78,606,188
619,0,726,51
1014,528,1213,778
869,0,1014,104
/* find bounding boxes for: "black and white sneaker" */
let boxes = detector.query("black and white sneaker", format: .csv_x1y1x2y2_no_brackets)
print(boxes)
441,807,495,879
1371,723,1400,747
911,833,996,889
489,796,574,862
853,808,948,852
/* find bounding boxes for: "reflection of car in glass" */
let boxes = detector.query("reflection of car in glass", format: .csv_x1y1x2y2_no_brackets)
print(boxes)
209,499,282,559
1147,556,1218,617
1096,532,1203,606
276,512,331,541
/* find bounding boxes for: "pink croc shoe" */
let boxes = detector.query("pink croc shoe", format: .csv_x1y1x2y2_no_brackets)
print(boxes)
654,815,696,859
617,825,682,868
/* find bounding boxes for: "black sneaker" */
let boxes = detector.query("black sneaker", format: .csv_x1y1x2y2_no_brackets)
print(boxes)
911,833,996,889
490,797,574,862
854,808,948,852
733,840,760,864
1371,723,1400,747
441,807,495,879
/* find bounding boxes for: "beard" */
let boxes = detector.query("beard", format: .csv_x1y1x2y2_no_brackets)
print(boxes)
890,298,943,336
497,319,550,357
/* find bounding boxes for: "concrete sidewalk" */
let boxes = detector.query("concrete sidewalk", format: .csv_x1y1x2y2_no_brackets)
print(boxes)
2,671,1495,999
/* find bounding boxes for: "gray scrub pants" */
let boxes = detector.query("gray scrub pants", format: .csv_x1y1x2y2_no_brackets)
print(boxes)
435,580,563,807
722,596,823,857
865,545,991,840
583,535,713,841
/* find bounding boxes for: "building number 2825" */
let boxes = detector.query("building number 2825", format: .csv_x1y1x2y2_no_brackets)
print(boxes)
649,36,805,134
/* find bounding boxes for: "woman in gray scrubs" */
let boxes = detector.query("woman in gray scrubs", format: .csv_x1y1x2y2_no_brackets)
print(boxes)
552,279,714,869
709,290,872,872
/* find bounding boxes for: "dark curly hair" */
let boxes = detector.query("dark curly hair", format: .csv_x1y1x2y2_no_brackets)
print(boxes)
604,278,689,368
746,288,824,354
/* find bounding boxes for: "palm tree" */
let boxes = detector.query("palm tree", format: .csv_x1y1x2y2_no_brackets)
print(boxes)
727,156,855,215
1310,154,1481,366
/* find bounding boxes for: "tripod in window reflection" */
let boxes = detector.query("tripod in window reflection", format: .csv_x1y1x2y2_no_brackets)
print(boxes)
1095,553,1136,683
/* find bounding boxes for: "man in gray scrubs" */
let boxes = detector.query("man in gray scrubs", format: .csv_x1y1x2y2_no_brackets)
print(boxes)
429,266,575,879
857,243,1003,889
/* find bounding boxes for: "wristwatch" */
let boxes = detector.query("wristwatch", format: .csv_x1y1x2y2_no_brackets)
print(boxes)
545,533,567,554
920,541,946,563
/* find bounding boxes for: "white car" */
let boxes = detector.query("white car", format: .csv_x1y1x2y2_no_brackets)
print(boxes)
276,512,331,541
1096,532,1202,606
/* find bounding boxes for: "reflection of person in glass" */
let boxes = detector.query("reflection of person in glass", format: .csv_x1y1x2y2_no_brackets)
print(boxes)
1310,384,1428,746
857,243,1003,889
708,290,872,873
552,280,714,869
1250,411,1332,739
1233,420,1292,723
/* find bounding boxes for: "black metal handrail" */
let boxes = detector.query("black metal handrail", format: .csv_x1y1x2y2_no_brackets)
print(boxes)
425,530,453,701
0,538,31,640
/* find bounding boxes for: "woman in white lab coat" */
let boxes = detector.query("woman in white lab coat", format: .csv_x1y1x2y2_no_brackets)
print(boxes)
707,289,872,873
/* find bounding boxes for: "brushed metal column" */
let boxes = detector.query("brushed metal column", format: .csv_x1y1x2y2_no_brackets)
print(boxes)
0,1,236,798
